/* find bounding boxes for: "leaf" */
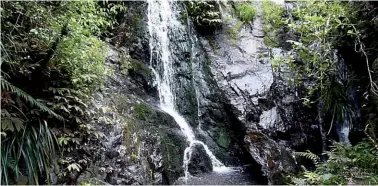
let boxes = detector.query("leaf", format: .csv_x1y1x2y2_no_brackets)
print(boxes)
1,119,14,132
30,29,38,35
10,117,24,132
67,163,81,172
1,78,64,121
335,18,341,24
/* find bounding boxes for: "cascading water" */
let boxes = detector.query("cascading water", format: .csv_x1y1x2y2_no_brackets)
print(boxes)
147,0,227,180
334,53,360,146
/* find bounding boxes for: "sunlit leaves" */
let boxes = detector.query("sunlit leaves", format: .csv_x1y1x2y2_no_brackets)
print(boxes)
54,35,108,94
67,163,82,172
262,0,285,47
186,1,222,31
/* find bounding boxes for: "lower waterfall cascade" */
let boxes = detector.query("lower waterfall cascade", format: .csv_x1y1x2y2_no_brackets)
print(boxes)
146,0,229,180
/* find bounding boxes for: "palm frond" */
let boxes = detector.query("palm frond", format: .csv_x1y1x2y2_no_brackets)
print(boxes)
1,77,64,121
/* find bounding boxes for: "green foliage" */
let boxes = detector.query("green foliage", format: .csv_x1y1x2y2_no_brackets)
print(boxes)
48,1,120,93
293,151,321,167
1,1,125,183
186,1,222,32
227,21,243,44
1,121,57,185
262,0,285,47
1,78,63,121
269,1,359,131
130,154,139,163
234,1,257,24
290,142,378,185
54,36,108,94
208,39,218,53
134,103,155,120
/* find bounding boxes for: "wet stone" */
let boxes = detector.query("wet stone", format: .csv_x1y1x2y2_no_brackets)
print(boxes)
187,143,213,175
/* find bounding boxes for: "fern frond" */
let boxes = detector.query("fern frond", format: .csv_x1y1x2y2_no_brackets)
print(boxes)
294,151,321,166
1,78,64,121
291,176,308,185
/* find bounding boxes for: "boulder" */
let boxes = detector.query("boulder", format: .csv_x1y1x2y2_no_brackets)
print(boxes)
244,131,299,184
187,143,213,175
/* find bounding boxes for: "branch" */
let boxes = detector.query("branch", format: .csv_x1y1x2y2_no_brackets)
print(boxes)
349,22,378,96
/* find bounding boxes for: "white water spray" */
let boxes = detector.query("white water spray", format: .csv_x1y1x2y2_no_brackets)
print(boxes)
147,0,227,179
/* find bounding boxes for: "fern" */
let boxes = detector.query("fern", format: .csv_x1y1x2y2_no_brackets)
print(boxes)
1,78,64,121
294,151,321,167
290,142,378,185
290,176,308,185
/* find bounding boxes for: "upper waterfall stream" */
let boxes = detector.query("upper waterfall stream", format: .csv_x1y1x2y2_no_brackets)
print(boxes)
146,0,229,180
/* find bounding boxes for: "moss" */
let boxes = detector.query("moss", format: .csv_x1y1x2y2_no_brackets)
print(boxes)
208,39,218,53
203,53,216,79
129,59,153,79
134,103,155,120
261,0,284,47
234,2,257,24
247,131,264,141
227,21,243,44
115,96,128,113
181,10,188,24
224,15,232,24
216,130,230,149
264,34,279,48
123,123,132,154
257,53,269,59
120,53,131,74
159,129,185,184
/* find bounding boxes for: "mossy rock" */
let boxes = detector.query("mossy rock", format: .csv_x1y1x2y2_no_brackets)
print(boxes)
134,103,156,120
159,128,186,184
131,103,187,184
128,59,154,91
215,129,231,149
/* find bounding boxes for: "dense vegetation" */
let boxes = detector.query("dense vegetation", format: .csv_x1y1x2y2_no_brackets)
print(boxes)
263,0,378,184
261,0,285,47
233,1,256,24
186,1,222,33
1,1,125,184
1,0,378,185
292,142,378,184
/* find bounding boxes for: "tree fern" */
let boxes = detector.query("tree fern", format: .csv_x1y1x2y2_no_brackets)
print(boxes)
1,77,64,121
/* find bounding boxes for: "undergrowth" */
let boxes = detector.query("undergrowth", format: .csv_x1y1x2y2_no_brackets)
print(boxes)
234,1,257,24
290,142,378,185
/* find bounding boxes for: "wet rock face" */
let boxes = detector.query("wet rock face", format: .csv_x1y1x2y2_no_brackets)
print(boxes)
187,144,213,175
110,1,150,64
198,1,323,183
265,69,324,153
141,1,249,168
54,45,187,185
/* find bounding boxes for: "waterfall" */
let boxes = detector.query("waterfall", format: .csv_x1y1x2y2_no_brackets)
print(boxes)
147,0,227,179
